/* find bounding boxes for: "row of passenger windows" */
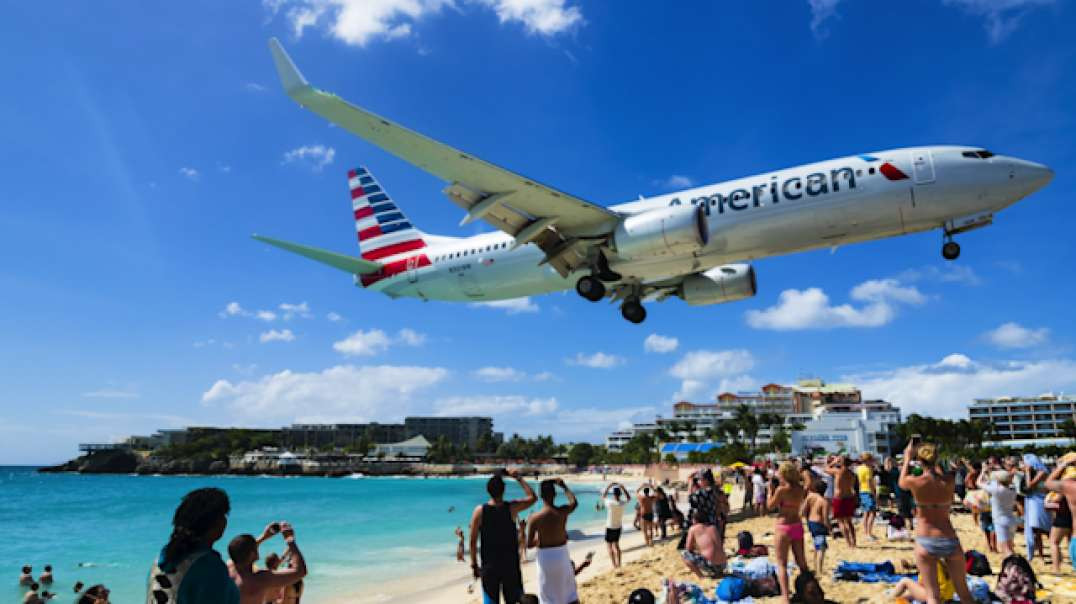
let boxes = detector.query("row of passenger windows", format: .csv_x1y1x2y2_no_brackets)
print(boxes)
434,241,510,262
962,149,995,159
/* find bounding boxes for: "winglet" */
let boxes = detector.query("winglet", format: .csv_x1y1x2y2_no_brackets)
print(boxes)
268,38,310,96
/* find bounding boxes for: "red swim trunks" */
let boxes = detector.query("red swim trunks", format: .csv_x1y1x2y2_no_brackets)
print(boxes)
832,496,856,519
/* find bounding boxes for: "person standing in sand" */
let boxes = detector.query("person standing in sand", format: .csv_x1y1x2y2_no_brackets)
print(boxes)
517,516,528,563
768,461,809,604
742,468,754,513
825,455,857,547
636,483,657,547
149,487,239,604
801,479,830,574
600,482,630,568
899,441,974,604
526,479,579,604
469,470,537,604
856,453,879,541
751,468,767,516
228,522,308,604
1045,452,1076,572
680,509,726,578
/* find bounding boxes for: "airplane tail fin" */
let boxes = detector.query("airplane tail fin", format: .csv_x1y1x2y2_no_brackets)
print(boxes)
349,166,428,262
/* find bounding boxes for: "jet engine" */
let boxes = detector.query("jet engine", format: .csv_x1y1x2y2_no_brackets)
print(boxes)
612,204,709,259
678,264,757,306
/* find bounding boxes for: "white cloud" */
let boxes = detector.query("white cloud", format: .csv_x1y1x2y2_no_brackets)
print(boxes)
222,302,245,317
477,0,584,36
327,312,343,322
985,322,1050,349
807,0,841,38
255,310,278,322
847,354,1076,418
268,0,582,48
654,174,694,190
279,301,312,319
244,82,267,92
469,297,539,314
532,371,557,382
81,388,139,399
943,0,1055,44
259,329,296,343
669,349,756,381
568,352,625,369
333,329,393,356
518,405,658,442
178,167,200,181
193,338,217,348
220,302,279,322
202,364,449,423
472,366,527,382
644,334,679,354
397,328,427,346
282,144,336,171
896,264,982,286
217,163,232,174
745,278,926,330
435,395,558,417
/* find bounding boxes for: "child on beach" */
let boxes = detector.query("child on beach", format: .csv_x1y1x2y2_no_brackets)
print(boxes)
802,480,830,574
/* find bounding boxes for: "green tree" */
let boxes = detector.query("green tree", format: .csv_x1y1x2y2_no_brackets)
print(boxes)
733,404,761,448
567,442,596,468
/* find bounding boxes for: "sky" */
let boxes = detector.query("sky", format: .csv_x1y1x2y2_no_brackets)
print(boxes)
3,0,1076,464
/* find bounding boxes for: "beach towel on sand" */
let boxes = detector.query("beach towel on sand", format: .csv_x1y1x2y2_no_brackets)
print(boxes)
535,545,578,604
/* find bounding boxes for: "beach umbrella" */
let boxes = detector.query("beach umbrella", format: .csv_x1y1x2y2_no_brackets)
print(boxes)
728,461,747,469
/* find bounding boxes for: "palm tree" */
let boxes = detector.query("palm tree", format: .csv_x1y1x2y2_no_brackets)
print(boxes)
733,404,761,449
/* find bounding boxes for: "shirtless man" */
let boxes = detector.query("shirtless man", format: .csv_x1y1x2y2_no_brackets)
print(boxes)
526,479,579,604
38,566,53,586
19,566,33,586
801,480,831,574
1045,454,1076,572
637,483,657,547
228,521,308,604
826,455,857,547
681,510,726,578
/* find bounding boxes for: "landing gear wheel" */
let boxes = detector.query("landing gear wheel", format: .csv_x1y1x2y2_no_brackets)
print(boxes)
621,299,646,324
942,240,961,261
575,276,606,302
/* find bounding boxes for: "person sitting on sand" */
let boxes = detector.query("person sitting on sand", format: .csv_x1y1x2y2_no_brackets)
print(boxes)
801,480,830,574
526,478,579,604
455,526,466,562
601,482,630,568
899,441,975,604
680,510,726,578
636,483,657,547
19,565,33,586
768,461,810,604
228,521,308,604
825,456,857,548
149,487,239,604
37,565,53,585
469,469,537,604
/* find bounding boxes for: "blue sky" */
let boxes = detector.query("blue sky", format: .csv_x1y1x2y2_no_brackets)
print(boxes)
3,0,1075,464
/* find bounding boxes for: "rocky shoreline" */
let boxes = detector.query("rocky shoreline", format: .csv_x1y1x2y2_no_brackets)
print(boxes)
38,449,573,478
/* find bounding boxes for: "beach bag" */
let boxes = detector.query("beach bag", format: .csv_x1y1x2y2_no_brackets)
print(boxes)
965,550,992,576
746,573,780,597
737,530,754,554
147,550,208,604
966,576,991,603
715,576,747,602
934,560,955,602
996,554,1039,603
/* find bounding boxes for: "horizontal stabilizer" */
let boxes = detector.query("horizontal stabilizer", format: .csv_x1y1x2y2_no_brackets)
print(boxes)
252,234,382,274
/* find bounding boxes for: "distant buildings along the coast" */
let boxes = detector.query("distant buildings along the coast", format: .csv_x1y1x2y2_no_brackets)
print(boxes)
970,393,1076,448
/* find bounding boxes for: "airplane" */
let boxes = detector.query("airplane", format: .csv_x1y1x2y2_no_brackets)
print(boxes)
256,39,1053,324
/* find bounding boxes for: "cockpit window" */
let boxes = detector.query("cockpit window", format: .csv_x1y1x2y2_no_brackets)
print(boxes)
962,149,995,159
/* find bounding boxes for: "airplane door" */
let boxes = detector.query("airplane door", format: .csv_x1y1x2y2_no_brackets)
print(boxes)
405,257,420,283
911,151,935,184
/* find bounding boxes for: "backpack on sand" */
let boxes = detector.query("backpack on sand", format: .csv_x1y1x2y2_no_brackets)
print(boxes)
964,550,992,576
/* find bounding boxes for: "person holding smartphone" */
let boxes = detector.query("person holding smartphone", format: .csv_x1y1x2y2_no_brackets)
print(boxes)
469,469,537,604
227,522,308,604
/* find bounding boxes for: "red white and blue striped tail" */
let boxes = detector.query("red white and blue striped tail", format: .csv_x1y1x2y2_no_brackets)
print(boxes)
349,166,427,262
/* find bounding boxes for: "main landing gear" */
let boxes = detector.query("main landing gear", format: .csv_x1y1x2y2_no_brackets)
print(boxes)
942,233,961,261
575,275,606,302
621,298,646,324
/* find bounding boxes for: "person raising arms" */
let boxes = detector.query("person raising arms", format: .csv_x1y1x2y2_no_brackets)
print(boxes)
469,469,538,604
898,441,974,604
767,461,809,604
526,479,579,604
600,482,630,568
228,522,307,604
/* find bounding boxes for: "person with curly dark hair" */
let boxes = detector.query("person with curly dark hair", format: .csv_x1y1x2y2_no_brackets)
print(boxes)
146,487,239,604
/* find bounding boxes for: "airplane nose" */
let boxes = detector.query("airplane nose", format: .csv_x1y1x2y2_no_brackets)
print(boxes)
1011,159,1054,192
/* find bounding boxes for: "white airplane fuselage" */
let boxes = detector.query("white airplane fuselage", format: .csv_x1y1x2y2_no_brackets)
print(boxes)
361,145,1052,302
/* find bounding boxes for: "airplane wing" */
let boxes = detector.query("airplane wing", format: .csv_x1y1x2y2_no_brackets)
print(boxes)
252,234,382,275
268,38,619,277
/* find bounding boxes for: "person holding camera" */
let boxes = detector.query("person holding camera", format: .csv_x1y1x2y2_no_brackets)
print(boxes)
526,478,579,604
468,469,537,604
228,521,308,604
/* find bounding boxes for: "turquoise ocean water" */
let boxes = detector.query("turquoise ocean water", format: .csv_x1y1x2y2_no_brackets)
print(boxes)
2,467,611,603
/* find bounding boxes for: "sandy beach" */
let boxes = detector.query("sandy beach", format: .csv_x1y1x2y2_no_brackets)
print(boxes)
575,486,1076,603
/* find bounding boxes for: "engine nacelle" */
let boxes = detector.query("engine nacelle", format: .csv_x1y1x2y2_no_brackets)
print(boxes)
678,264,757,306
612,204,709,259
